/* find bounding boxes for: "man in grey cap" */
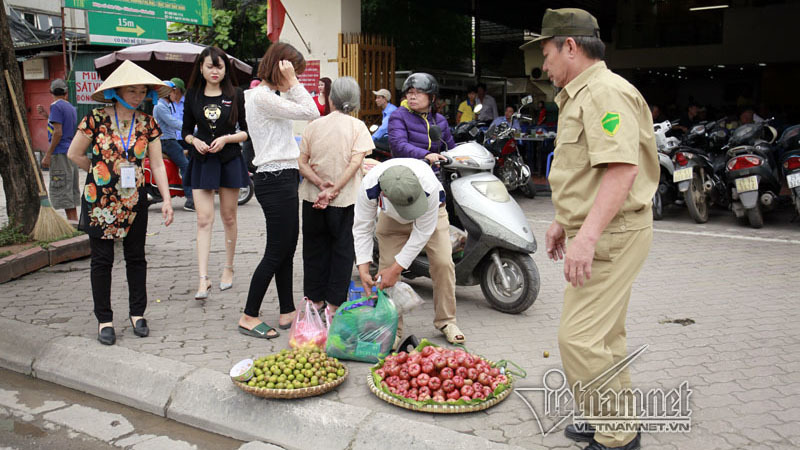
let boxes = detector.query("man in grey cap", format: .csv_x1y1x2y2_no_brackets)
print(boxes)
521,8,658,450
371,88,397,143
35,79,80,221
352,158,464,345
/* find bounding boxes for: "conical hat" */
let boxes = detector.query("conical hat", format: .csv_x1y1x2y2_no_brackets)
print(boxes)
91,60,172,103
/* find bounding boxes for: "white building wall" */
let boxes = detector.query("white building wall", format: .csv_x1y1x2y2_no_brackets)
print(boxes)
6,0,87,30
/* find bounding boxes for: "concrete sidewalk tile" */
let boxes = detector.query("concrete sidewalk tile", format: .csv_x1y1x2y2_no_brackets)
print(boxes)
350,411,525,450
33,336,194,416
0,317,66,375
166,367,370,448
43,404,134,441
238,442,285,450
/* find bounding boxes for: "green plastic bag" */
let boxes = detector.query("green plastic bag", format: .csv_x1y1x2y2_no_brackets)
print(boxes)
325,289,398,363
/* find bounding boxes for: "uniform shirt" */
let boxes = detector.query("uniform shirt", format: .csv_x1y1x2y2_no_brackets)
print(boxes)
457,100,476,123
372,102,397,139
353,158,446,269
299,111,374,207
549,61,658,235
48,99,77,154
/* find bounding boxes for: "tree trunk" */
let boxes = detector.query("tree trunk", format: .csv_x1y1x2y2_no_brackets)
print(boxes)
0,0,44,233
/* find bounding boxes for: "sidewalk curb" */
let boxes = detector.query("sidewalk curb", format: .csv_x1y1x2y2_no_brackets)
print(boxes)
0,317,524,449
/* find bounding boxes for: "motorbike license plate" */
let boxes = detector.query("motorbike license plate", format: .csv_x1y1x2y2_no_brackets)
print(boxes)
673,167,692,183
735,175,759,193
788,172,800,189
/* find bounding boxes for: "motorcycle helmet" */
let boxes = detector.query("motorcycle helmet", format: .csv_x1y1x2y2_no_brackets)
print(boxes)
401,72,439,97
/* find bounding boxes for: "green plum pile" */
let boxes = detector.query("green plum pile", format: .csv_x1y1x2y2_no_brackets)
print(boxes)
247,347,345,390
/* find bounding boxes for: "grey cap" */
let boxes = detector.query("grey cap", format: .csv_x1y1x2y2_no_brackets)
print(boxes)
50,79,68,94
379,165,427,221
372,88,392,101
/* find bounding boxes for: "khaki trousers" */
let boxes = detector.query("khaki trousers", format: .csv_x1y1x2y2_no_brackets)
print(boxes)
558,227,652,448
376,207,457,336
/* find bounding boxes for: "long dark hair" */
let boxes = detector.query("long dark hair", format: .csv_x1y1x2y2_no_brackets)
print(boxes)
187,46,240,126
319,77,331,115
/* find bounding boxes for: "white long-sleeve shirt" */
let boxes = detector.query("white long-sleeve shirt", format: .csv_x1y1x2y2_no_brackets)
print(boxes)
244,84,319,172
353,158,446,269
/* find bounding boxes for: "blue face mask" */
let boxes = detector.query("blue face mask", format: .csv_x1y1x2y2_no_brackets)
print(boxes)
103,88,159,109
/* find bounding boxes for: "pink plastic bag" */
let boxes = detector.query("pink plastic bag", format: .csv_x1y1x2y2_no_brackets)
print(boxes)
289,298,329,349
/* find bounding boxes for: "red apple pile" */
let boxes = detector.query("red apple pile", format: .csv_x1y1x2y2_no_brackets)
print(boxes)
373,345,510,403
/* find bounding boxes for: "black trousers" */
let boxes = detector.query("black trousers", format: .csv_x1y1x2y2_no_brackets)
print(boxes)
302,201,355,307
89,208,148,323
245,169,299,316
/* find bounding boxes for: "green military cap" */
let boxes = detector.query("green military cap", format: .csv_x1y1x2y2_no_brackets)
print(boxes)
520,8,600,49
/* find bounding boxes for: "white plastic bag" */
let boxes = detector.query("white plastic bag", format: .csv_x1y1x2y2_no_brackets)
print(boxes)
384,281,424,315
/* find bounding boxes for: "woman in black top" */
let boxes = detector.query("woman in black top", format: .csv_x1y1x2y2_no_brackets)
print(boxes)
182,46,249,300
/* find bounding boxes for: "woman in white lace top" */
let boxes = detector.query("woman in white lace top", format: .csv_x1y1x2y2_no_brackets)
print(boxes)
238,42,319,340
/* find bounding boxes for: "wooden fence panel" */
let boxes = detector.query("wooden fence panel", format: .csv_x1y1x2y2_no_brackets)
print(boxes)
337,33,395,126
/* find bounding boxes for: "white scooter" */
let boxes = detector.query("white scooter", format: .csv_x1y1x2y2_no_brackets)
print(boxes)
373,126,541,314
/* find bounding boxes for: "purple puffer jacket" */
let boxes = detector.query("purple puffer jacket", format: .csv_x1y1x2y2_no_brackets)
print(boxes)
388,105,456,159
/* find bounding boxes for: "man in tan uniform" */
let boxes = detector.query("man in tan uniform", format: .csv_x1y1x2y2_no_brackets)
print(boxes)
521,8,658,450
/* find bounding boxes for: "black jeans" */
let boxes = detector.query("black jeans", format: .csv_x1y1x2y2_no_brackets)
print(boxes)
302,201,355,307
89,208,148,323
245,169,299,316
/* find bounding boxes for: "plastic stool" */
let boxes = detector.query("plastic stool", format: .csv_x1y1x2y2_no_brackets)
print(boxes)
545,151,555,179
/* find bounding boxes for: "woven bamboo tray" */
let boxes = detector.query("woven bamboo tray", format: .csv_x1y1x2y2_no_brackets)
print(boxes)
367,372,513,414
233,366,348,399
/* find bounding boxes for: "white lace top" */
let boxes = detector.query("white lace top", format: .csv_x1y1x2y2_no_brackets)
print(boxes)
244,84,319,173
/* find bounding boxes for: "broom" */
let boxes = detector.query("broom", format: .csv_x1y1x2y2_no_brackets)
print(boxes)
4,70,75,241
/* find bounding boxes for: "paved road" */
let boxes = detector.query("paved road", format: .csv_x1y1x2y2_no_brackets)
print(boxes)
2,171,800,449
0,368,249,449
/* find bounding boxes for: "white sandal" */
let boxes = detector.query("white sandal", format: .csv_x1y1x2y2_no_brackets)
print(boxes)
440,323,466,344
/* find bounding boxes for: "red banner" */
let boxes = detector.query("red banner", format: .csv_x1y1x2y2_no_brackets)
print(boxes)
267,0,286,42
298,60,320,95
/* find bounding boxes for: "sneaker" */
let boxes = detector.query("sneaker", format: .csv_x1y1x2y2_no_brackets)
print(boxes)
183,200,195,212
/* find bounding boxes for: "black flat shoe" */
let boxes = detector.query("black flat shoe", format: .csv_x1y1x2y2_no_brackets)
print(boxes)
130,318,149,337
98,327,116,345
565,423,596,442
583,433,641,450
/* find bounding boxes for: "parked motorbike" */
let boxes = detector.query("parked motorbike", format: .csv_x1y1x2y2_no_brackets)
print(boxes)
143,152,254,206
453,100,536,198
652,120,681,220
777,125,800,219
373,130,541,314
724,120,780,228
671,119,730,223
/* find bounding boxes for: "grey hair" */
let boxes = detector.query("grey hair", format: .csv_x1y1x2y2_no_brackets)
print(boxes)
552,36,605,60
330,77,360,114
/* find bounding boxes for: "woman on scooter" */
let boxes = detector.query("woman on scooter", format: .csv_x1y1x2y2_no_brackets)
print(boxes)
238,42,319,339
388,72,455,166
66,61,174,345
182,46,249,300
298,77,374,314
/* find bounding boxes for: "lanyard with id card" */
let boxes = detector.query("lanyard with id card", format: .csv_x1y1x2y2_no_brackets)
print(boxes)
115,108,137,195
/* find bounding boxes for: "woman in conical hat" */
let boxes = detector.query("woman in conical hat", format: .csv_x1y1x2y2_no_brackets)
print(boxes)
67,60,174,346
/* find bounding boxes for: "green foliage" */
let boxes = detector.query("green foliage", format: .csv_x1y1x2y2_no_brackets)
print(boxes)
169,0,270,61
0,222,29,247
362,0,472,72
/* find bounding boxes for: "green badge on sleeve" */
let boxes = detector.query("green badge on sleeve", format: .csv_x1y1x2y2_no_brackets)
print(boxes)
601,112,620,136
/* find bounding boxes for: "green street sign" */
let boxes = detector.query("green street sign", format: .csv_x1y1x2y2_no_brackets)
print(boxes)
88,11,167,46
66,0,212,26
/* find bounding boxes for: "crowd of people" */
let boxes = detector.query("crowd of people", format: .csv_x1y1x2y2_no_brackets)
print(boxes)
44,42,466,349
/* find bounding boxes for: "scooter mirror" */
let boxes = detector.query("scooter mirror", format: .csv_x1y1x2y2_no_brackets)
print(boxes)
473,104,484,114
369,124,379,133
520,95,533,106
429,125,443,142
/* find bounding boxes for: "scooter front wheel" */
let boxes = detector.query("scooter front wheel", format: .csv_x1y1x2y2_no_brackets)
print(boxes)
480,250,539,314
518,178,537,199
652,190,664,221
238,178,255,205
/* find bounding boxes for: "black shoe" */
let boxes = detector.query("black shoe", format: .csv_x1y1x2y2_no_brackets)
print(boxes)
183,200,195,212
565,423,596,442
98,327,116,345
583,433,641,450
130,318,149,337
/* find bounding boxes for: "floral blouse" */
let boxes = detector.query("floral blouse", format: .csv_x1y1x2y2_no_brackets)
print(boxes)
78,108,162,239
